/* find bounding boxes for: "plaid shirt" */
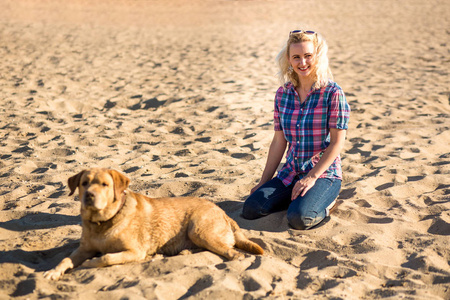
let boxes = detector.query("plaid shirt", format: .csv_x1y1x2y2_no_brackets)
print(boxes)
274,81,350,186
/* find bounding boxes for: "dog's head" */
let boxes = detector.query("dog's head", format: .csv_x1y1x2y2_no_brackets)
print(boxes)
68,168,130,223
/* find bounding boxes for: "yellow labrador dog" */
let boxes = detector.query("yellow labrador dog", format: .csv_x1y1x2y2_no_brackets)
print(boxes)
43,168,263,280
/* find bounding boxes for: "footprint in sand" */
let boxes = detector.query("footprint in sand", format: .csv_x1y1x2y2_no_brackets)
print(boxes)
375,182,395,191
231,153,255,161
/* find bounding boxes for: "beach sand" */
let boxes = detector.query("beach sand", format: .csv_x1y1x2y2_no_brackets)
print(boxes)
0,0,449,299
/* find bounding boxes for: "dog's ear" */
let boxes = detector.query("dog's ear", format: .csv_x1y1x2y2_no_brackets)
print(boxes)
68,171,86,196
109,169,130,200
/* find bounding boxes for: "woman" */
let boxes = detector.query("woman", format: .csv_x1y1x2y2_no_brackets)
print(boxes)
242,30,350,230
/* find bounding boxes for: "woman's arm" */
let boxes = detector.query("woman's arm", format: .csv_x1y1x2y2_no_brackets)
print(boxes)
251,130,287,194
291,128,346,199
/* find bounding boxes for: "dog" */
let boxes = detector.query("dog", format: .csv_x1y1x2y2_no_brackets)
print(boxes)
43,168,263,280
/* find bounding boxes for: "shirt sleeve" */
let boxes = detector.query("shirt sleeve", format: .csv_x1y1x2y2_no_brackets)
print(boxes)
273,87,284,131
328,87,350,130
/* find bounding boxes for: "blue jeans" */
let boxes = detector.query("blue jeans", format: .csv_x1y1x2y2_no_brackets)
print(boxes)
242,177,341,230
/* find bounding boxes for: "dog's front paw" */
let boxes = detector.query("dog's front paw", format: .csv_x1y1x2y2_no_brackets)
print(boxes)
43,269,64,281
81,257,102,268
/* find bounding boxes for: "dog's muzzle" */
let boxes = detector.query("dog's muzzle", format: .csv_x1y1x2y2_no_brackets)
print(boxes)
83,191,102,210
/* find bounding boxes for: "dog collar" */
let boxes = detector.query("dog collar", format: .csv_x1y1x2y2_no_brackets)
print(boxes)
117,191,127,212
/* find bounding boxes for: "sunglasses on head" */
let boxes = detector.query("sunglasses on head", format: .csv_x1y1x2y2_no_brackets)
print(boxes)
289,30,317,36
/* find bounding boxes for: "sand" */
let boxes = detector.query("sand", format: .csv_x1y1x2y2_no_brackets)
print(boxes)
0,0,449,299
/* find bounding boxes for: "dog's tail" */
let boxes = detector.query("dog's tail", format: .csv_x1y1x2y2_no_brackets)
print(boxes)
230,218,264,255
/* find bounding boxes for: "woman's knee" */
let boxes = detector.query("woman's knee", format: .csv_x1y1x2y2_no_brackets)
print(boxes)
242,178,290,220
242,196,265,220
242,202,259,220
287,209,320,230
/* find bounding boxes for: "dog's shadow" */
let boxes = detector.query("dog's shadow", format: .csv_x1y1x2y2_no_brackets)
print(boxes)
0,212,80,232
0,241,79,272
0,212,81,271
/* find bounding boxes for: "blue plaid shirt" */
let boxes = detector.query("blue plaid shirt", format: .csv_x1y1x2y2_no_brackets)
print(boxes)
274,81,350,186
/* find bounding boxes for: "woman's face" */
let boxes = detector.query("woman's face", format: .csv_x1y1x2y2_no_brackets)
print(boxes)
288,41,316,79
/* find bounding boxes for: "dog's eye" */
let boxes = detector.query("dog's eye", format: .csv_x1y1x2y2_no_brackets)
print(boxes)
81,181,88,186
102,183,108,187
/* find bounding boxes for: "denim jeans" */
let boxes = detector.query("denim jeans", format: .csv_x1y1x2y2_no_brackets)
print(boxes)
242,177,341,230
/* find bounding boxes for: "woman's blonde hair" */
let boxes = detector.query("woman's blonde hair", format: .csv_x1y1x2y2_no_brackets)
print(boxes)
276,31,333,90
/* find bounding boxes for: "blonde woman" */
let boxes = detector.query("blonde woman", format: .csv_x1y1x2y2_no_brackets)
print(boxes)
242,30,350,230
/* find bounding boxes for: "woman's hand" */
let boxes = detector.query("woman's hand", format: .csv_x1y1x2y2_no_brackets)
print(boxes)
291,176,317,200
251,182,265,195
290,128,346,201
